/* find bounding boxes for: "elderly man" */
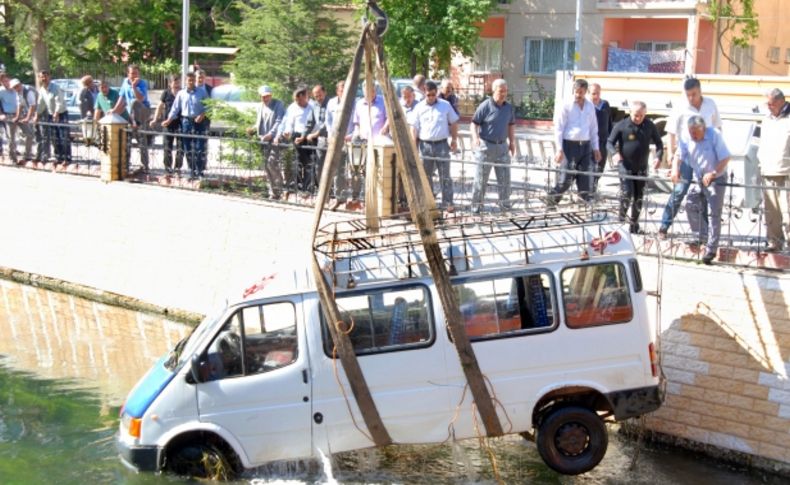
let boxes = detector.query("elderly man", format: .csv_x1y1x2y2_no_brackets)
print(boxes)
412,74,427,101
113,64,152,172
307,84,330,190
658,77,722,238
278,86,318,196
0,72,20,162
9,79,35,163
153,75,183,174
163,72,209,178
399,86,418,120
757,88,790,252
438,79,460,115
678,115,730,264
248,85,285,200
547,78,601,206
470,78,516,213
607,101,663,234
411,81,460,212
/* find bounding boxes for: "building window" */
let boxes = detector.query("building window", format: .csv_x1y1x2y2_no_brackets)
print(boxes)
768,46,780,63
785,48,790,64
634,41,685,54
729,44,754,75
524,38,575,75
474,38,503,72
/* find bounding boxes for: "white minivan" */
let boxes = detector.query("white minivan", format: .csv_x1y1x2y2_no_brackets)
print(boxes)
117,217,663,478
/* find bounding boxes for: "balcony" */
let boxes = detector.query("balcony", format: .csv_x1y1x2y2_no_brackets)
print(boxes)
597,0,702,12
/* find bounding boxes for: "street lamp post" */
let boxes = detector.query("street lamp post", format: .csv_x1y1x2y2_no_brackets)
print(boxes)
182,0,190,84
574,0,582,71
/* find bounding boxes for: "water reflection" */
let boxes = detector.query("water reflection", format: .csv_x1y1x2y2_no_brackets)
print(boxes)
0,280,784,484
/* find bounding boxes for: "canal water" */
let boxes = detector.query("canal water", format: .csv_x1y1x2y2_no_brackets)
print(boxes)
0,279,784,484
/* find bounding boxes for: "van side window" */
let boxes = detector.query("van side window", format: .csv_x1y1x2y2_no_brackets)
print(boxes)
561,263,633,328
453,272,555,340
203,302,298,381
322,286,433,355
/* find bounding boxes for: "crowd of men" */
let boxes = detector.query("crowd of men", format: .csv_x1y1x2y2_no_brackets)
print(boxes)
2,66,790,264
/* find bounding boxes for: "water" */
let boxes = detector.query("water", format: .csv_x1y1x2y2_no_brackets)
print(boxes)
0,279,785,484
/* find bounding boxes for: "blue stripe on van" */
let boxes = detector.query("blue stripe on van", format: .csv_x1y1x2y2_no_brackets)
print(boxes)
123,356,176,418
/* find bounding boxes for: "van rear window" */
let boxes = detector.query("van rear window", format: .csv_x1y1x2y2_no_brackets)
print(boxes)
453,271,556,341
322,285,434,356
561,263,633,328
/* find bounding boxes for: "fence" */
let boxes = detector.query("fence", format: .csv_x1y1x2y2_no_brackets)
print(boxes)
1,120,787,270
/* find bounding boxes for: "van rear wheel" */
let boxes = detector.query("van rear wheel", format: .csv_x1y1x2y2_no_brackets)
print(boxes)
536,406,608,475
167,442,235,480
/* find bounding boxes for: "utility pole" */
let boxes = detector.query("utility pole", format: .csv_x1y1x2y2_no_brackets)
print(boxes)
574,0,582,70
181,0,190,84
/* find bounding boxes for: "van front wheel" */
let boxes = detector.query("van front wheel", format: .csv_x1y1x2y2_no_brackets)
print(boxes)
536,406,608,475
167,443,235,480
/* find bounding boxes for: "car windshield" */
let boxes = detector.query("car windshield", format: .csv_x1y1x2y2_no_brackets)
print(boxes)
164,312,220,370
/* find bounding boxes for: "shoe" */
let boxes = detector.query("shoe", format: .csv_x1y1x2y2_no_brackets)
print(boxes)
445,205,455,214
329,200,343,211
702,251,716,265
765,241,783,253
629,224,641,235
657,227,668,240
270,193,282,201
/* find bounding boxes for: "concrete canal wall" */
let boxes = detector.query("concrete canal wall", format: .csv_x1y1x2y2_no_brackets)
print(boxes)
0,165,788,473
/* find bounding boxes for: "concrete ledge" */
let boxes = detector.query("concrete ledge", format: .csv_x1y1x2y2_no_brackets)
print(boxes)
0,265,203,325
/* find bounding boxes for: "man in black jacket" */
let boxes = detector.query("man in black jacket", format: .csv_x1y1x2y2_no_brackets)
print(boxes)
607,101,663,234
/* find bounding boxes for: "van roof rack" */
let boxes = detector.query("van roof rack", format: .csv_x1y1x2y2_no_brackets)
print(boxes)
314,209,626,287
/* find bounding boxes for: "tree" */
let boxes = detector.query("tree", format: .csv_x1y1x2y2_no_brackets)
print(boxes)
222,0,353,99
708,0,758,74
372,0,498,77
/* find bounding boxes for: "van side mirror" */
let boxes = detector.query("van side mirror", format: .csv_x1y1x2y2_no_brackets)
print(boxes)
188,353,204,384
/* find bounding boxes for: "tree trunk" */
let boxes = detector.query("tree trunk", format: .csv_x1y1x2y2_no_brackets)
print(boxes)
31,17,49,84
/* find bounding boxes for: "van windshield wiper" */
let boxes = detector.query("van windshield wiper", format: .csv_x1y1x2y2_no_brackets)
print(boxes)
164,333,191,370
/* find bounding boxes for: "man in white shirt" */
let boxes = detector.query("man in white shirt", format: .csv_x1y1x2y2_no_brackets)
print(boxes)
411,81,459,211
277,86,318,196
546,78,601,206
757,88,790,252
658,77,722,237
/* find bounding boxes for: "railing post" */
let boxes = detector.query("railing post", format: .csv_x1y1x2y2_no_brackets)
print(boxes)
98,114,129,182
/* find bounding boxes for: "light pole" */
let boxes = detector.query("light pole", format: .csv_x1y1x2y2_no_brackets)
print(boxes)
181,0,190,84
574,0,582,71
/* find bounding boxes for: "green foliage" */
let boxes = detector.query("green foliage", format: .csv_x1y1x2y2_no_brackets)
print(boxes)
222,0,353,101
371,0,499,77
708,0,759,74
2,0,237,72
515,77,554,120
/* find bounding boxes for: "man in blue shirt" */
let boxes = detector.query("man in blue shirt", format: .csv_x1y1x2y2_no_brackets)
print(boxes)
678,115,731,264
113,64,151,172
163,72,209,178
0,72,20,162
470,78,516,213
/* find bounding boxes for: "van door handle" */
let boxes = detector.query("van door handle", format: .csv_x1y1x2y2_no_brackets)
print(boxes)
302,369,308,383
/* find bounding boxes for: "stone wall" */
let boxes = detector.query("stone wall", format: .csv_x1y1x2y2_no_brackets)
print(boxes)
639,258,790,472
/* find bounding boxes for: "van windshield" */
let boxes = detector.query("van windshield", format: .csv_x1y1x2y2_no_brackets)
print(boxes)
164,313,218,370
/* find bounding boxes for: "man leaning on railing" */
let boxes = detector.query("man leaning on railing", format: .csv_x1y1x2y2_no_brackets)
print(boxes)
34,70,71,166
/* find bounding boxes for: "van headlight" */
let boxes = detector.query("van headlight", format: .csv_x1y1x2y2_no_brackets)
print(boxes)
121,412,142,438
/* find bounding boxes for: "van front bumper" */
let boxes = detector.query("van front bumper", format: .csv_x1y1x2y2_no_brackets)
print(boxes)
606,384,664,420
117,435,163,472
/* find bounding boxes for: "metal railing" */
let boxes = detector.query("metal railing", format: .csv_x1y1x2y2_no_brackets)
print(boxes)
2,121,786,270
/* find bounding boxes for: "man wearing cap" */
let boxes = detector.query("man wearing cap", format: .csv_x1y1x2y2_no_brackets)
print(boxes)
248,85,286,199
411,81,460,212
10,78,35,163
0,72,20,162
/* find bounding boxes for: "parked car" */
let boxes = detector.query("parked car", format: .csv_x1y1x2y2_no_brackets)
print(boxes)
116,218,663,478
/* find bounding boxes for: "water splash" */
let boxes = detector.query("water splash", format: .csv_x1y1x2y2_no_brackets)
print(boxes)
317,448,338,485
